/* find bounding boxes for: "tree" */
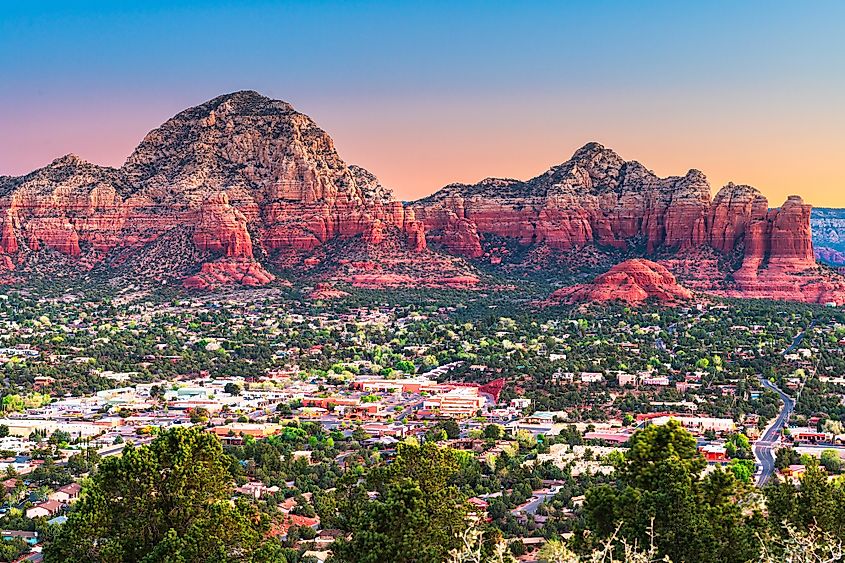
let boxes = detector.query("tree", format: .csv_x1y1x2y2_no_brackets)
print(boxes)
44,427,275,562
765,460,845,541
224,382,242,396
190,407,210,424
728,459,755,483
0,424,9,438
437,419,461,440
584,420,761,563
725,433,752,459
330,441,470,562
820,450,842,474
483,424,505,440
537,539,575,562
775,447,800,471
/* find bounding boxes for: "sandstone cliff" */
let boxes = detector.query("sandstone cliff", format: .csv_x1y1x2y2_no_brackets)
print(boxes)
1,92,841,303
413,143,844,304
0,91,425,288
550,259,693,305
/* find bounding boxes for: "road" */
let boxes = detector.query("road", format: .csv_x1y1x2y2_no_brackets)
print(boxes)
753,378,794,486
752,321,815,486
511,486,561,516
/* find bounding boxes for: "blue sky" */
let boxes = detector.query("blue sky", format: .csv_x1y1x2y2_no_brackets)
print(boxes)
2,1,844,203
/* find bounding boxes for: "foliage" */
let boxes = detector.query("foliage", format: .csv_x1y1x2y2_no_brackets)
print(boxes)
583,420,761,563
330,441,470,562
44,427,276,562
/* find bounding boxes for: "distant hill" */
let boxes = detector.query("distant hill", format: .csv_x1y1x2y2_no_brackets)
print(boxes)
812,208,845,266
1,90,844,304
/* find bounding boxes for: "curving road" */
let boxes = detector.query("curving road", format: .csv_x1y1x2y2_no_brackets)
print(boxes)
752,321,816,486
753,378,794,486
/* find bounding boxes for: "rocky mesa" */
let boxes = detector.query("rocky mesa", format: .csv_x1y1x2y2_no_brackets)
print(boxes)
549,259,693,305
0,91,434,288
411,143,845,304
0,91,842,304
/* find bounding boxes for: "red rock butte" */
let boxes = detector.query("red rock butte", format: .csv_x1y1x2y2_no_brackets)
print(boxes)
550,259,693,305
0,91,843,304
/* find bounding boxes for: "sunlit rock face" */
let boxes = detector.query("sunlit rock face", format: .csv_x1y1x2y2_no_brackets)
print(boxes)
549,258,694,305
0,92,841,302
412,143,843,304
0,91,425,288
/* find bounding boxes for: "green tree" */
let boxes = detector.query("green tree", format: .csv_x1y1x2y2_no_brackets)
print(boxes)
820,449,842,473
483,424,505,440
44,427,274,562
765,460,845,540
584,420,761,563
728,459,755,483
775,447,800,471
437,419,461,439
224,382,242,396
330,441,470,562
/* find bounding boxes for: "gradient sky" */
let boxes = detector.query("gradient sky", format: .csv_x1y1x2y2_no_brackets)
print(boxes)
2,1,844,205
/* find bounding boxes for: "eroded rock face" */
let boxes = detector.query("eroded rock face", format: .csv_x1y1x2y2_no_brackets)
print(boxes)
0,92,839,303
412,143,712,255
183,259,277,290
0,91,425,287
412,143,839,304
550,259,693,305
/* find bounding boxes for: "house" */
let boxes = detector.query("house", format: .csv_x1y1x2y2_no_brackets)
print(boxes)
524,411,557,425
617,373,638,387
1,530,38,545
510,398,531,410
25,500,62,519
781,464,807,478
49,483,81,503
3,479,23,500
699,444,728,463
791,428,832,444
268,514,321,540
234,481,280,499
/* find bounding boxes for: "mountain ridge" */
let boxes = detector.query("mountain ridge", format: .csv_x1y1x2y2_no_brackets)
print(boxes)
1,90,843,304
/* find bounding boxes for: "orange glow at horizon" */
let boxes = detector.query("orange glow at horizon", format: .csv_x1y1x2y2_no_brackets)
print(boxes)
2,94,843,209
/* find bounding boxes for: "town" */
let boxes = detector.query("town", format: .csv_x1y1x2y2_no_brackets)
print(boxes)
0,285,843,561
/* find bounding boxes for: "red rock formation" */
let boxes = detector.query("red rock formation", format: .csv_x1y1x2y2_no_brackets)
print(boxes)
412,144,712,256
309,283,349,300
0,92,838,303
183,259,277,290
193,192,255,258
0,91,427,289
550,259,693,305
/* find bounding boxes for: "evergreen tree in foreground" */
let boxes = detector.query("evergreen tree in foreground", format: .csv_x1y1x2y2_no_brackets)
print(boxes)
44,427,281,563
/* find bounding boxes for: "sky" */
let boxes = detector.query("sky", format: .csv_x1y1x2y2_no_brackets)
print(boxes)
2,1,844,206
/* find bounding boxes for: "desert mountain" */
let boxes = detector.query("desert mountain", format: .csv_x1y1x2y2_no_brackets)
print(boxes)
0,91,842,303
549,259,693,305
411,143,845,304
0,91,436,288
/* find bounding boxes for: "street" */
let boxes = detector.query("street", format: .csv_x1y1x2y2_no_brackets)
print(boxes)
752,321,815,486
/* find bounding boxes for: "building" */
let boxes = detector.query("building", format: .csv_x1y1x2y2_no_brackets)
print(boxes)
791,428,832,444
699,444,728,463
25,500,62,519
524,411,557,425
646,415,735,434
422,387,485,418
49,483,81,504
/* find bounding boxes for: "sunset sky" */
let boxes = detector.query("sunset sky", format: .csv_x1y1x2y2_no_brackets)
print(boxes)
2,1,844,206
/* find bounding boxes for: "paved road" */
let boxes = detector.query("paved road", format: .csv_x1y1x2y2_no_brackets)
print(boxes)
511,486,561,515
752,321,815,486
753,378,794,486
